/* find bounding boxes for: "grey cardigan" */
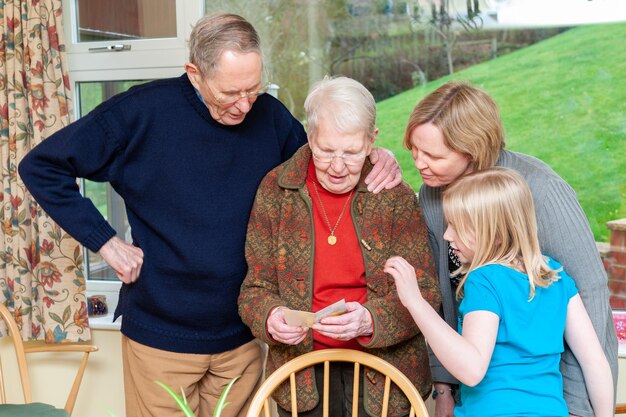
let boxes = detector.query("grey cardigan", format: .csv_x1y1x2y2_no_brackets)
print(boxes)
419,150,618,417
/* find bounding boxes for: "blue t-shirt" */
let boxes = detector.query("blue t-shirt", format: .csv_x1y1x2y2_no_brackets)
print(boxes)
455,259,578,417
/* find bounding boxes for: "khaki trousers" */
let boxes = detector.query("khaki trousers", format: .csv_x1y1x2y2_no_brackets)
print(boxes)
122,336,263,417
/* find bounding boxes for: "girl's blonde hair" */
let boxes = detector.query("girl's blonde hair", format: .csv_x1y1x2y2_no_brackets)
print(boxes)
443,168,560,300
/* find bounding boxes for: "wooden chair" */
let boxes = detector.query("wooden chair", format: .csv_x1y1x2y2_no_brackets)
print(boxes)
246,348,429,417
0,302,98,416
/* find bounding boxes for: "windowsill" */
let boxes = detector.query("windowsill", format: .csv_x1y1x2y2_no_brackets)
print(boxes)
89,312,121,330
87,280,121,331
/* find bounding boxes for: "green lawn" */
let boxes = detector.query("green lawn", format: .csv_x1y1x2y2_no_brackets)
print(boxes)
375,23,626,242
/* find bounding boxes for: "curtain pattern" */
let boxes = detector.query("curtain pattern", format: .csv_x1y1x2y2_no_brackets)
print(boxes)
0,0,90,342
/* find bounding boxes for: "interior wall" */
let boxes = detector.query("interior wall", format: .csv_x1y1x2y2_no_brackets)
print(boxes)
0,329,124,417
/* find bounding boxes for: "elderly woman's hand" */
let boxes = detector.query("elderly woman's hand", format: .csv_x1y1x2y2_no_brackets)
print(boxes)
365,147,402,193
384,256,421,309
312,302,373,341
267,307,308,345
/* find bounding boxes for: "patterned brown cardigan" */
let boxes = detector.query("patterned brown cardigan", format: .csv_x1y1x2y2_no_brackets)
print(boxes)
238,145,441,417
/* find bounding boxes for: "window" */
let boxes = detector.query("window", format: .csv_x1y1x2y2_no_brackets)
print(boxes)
62,0,203,295
63,1,623,312
69,0,554,285
65,0,199,72
200,0,563,120
74,0,177,42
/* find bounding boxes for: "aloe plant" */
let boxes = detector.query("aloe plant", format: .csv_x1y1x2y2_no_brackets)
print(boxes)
108,377,240,417
155,375,240,417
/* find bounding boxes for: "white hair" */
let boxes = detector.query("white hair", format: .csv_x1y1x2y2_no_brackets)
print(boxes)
304,76,376,139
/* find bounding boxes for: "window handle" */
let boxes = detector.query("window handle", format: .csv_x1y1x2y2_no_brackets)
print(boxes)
88,44,131,52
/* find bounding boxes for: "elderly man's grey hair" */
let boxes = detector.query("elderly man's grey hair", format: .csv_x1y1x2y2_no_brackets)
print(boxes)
188,13,262,78
304,76,377,139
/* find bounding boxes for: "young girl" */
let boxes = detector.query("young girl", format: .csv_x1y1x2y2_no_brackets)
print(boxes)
385,168,613,417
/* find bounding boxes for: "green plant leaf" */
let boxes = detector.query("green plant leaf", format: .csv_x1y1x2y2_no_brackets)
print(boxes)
214,375,240,417
154,375,240,417
155,381,196,417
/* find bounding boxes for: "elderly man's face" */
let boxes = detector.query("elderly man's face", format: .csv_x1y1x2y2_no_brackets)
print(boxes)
186,50,263,126
309,120,373,195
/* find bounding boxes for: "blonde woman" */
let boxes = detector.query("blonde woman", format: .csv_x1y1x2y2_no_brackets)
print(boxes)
385,168,613,417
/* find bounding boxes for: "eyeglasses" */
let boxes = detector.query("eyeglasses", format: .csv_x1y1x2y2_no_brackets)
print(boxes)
210,83,271,106
311,148,368,166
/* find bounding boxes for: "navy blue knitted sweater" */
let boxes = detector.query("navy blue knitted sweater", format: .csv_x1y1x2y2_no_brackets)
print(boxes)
19,74,307,353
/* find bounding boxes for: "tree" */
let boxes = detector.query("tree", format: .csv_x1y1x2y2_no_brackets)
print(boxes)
425,0,482,74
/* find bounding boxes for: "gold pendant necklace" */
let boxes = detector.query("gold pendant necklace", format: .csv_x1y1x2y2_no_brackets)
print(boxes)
312,181,354,246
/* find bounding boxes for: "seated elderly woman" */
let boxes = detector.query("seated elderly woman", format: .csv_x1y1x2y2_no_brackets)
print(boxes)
238,76,441,417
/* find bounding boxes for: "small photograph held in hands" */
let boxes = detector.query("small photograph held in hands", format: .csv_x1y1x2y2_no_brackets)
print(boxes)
283,299,347,328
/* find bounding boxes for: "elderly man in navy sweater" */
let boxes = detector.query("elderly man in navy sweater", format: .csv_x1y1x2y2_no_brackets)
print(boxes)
18,12,402,417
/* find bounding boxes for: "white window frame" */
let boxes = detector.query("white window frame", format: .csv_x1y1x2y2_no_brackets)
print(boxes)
63,0,201,72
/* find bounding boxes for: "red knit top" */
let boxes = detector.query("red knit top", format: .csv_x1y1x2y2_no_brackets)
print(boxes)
306,160,367,350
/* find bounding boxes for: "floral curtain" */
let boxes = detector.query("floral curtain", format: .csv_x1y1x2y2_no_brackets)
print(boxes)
0,0,90,342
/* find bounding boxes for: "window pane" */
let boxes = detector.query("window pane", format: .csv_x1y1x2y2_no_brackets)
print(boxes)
77,80,149,280
201,0,562,120
75,0,176,42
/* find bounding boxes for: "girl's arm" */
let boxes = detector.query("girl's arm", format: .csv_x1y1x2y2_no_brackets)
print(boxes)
563,294,614,417
385,256,498,386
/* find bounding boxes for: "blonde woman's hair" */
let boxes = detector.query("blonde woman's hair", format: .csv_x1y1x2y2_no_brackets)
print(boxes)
403,81,505,171
189,13,261,78
443,168,560,300
304,76,377,139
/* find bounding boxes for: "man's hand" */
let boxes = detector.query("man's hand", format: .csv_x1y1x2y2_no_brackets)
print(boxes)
98,236,144,284
365,147,402,193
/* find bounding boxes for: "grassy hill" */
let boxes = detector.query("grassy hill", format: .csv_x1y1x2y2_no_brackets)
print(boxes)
375,22,626,241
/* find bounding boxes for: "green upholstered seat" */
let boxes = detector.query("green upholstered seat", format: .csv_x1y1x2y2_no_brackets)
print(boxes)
0,402,70,417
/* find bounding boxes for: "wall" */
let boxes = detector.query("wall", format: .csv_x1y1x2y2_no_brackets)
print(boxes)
613,358,626,413
0,328,124,417
605,219,626,309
